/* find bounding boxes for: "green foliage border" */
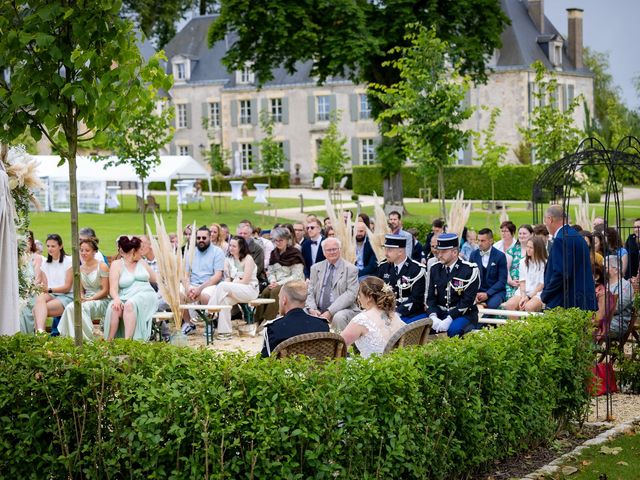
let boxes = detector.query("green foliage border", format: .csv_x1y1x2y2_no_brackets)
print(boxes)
0,308,593,478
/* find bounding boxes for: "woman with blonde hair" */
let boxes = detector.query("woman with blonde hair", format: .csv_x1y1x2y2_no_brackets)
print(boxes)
209,222,229,252
341,276,405,358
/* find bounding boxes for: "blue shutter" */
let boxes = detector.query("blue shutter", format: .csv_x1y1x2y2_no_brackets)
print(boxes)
230,100,238,127
251,99,258,125
349,94,358,121
185,103,192,129
351,137,360,166
282,140,290,172
261,98,268,119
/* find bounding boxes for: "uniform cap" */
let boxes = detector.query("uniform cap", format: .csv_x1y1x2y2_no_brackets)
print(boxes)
383,234,406,248
436,233,459,250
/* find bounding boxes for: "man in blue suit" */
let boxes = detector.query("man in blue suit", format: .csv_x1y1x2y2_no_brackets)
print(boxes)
355,222,378,277
541,205,596,310
469,228,507,309
301,218,325,278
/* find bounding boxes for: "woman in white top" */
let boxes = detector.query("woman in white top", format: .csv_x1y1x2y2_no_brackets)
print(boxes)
341,276,405,358
502,236,547,314
207,236,259,340
33,234,73,333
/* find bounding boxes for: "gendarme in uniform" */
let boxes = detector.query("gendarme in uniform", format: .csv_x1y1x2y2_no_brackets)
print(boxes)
376,234,426,321
426,233,480,337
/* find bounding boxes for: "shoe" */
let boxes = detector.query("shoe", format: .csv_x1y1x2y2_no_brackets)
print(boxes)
215,333,232,341
182,323,196,335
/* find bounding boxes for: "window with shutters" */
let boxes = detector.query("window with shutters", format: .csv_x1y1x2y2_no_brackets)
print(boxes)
175,63,186,80
176,104,188,128
361,139,375,165
238,66,254,84
240,143,253,171
270,98,283,123
316,95,330,121
239,100,251,124
359,94,371,120
208,102,220,127
178,145,190,156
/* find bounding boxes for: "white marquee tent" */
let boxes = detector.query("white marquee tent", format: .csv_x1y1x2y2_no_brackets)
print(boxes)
32,155,211,213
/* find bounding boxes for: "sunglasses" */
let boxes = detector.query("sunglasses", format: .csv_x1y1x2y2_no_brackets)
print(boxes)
196,236,209,240
307,226,317,230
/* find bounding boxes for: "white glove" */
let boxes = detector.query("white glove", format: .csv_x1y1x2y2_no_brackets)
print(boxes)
429,314,441,331
436,316,453,333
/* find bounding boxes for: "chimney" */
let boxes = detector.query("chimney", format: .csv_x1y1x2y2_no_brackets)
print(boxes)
528,0,545,33
567,8,584,69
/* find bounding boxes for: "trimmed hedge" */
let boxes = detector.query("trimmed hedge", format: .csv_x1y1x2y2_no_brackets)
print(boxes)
352,165,542,200
148,172,290,193
0,309,592,479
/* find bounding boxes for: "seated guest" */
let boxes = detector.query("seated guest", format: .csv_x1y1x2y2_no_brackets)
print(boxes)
33,234,73,334
292,223,305,248
424,218,446,262
505,224,533,300
580,230,604,271
407,228,424,264
357,212,372,230
533,224,551,254
494,220,516,253
207,236,260,340
210,222,229,252
388,210,413,258
425,233,441,294
502,236,547,314
469,228,508,309
301,218,325,278
624,218,640,280
355,221,378,278
19,231,43,334
306,238,360,331
325,226,336,238
237,221,268,291
105,236,158,341
58,238,110,340
341,276,405,358
426,233,480,337
79,227,108,264
255,227,305,322
459,229,478,261
376,234,426,322
606,255,634,340
261,280,330,357
605,227,628,276
181,226,225,335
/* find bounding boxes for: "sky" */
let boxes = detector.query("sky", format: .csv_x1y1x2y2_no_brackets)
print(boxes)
545,0,639,110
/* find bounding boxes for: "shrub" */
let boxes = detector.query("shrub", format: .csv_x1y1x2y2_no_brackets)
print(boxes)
0,308,592,478
352,165,542,200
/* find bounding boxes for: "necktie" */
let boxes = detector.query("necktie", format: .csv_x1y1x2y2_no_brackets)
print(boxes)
480,250,490,257
320,264,335,311
394,265,399,275
310,240,317,245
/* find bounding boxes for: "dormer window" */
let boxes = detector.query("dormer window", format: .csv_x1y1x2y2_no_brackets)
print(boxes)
176,63,186,80
552,42,563,68
237,65,255,85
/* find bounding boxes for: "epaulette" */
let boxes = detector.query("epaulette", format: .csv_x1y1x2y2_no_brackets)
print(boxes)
409,258,426,269
377,259,388,267
459,258,478,269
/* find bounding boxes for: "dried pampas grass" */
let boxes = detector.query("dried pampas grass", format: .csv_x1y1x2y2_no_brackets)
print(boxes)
147,208,196,330
574,195,595,231
446,191,471,238
325,198,356,263
368,192,389,260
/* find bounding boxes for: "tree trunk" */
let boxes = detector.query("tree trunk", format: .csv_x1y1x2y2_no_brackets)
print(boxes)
66,149,83,347
383,171,407,214
438,166,446,218
140,177,147,234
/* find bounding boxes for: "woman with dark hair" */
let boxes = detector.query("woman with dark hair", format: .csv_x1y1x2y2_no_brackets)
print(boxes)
104,236,158,341
19,231,44,333
580,230,604,271
58,238,110,340
494,221,516,253
341,276,405,358
33,234,73,333
505,224,533,299
592,230,606,262
502,236,547,314
357,213,371,230
604,227,628,274
255,227,305,322
207,236,259,340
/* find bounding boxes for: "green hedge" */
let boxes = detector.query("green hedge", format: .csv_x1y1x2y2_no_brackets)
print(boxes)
148,173,290,193
0,309,592,479
353,165,542,200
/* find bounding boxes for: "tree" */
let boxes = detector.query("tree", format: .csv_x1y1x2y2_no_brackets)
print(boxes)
0,0,171,347
519,61,583,164
258,110,286,199
473,107,508,209
316,111,349,195
104,90,174,232
370,26,473,217
208,0,509,207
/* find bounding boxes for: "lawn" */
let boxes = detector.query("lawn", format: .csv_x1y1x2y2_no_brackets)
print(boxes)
548,424,640,479
29,194,323,256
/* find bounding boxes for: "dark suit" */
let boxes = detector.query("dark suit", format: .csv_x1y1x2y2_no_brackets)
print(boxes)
247,238,267,289
301,236,325,278
261,307,330,357
356,239,378,277
426,258,480,336
541,225,596,310
624,233,639,280
469,247,507,309
376,258,426,319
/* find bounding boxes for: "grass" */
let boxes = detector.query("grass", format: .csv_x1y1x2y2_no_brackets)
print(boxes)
547,424,640,479
29,194,323,256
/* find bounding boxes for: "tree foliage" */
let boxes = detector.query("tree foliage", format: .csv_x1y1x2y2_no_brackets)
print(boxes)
0,0,171,346
519,61,583,164
258,110,286,189
369,26,473,217
316,111,349,193
473,107,508,205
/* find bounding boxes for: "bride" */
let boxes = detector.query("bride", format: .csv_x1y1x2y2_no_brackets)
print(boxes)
341,276,405,358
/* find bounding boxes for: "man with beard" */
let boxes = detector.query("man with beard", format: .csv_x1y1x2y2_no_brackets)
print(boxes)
181,226,225,335
354,221,377,277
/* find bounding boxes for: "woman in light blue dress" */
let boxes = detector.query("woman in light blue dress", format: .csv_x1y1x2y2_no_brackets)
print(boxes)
104,236,158,341
58,238,110,341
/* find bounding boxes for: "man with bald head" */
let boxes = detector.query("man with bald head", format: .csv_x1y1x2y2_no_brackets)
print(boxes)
354,221,378,277
541,205,596,310
237,221,267,290
306,237,360,331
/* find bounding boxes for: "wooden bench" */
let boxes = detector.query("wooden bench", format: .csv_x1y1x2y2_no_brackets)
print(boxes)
178,304,232,345
478,307,539,326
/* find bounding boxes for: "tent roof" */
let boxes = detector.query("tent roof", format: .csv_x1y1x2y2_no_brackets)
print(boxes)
33,155,210,182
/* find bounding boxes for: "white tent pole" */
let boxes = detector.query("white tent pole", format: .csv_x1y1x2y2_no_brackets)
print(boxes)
166,180,171,212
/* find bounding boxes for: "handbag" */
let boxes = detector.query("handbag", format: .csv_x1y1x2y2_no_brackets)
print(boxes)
591,362,618,396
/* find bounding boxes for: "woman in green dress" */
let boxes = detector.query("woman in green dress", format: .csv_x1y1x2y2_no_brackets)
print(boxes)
104,236,158,341
58,238,110,340
505,224,533,299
